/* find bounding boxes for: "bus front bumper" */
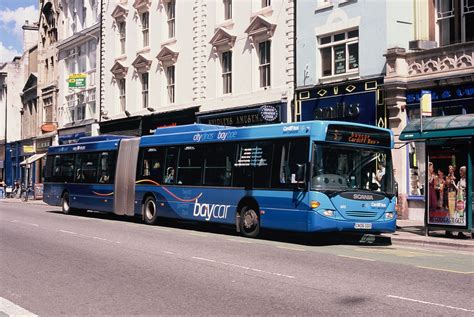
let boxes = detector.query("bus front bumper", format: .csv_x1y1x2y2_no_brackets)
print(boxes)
308,211,396,233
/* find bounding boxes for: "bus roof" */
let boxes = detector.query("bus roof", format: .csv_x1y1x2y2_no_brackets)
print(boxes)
47,135,127,154
142,121,393,148
46,121,393,154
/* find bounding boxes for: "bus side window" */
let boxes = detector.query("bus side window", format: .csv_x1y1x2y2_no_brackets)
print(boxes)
234,141,273,188
203,143,234,187
98,151,116,184
51,155,62,182
75,153,99,183
164,147,179,185
287,139,309,184
177,145,203,186
140,147,165,183
61,154,75,183
44,155,54,182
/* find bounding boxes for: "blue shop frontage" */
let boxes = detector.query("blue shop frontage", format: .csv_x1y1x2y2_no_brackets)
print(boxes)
295,78,386,128
5,139,35,187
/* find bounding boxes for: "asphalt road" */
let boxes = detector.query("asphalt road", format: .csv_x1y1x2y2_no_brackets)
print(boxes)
1,202,473,316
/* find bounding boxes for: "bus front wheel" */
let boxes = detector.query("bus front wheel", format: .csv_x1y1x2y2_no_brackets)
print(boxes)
143,196,158,225
239,206,260,238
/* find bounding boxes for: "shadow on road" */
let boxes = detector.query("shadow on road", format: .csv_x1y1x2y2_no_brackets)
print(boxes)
45,209,392,247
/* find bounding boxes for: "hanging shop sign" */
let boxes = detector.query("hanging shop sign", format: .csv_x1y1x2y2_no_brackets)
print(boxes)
68,73,87,88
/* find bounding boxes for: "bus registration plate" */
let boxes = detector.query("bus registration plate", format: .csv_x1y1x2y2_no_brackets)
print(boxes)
354,223,372,229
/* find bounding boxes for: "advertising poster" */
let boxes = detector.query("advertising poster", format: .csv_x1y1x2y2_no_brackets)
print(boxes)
427,146,467,227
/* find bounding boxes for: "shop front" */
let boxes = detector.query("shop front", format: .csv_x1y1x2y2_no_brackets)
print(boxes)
296,78,386,127
400,115,473,237
17,140,35,188
196,102,285,127
99,116,143,136
57,122,94,144
142,107,199,135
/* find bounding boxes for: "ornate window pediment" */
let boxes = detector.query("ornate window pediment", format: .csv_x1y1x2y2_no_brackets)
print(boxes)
245,15,276,43
110,61,129,78
112,4,129,22
132,54,152,73
156,46,179,67
209,27,236,53
133,0,151,13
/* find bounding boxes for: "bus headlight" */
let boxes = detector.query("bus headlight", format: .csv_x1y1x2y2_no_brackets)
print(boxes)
384,212,394,220
323,210,335,217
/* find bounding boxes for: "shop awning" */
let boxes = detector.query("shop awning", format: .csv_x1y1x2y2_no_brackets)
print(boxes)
20,153,47,166
399,114,474,141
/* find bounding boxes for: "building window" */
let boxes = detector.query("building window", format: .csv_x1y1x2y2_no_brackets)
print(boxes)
141,12,149,47
224,0,232,20
166,65,175,103
119,78,126,111
89,40,97,69
262,0,271,8
166,1,175,38
222,51,232,94
436,0,474,45
77,92,86,121
78,43,87,73
142,72,149,108
86,88,96,116
258,41,271,88
118,21,126,54
319,29,359,77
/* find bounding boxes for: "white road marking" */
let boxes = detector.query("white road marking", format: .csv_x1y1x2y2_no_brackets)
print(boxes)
0,297,37,316
337,255,376,262
227,238,253,244
387,295,474,313
192,257,295,279
9,220,39,227
277,246,306,252
58,230,121,244
59,230,77,235
416,266,474,274
192,257,216,263
163,251,175,255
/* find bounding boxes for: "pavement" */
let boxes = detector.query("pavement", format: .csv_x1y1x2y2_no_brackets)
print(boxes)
1,198,473,250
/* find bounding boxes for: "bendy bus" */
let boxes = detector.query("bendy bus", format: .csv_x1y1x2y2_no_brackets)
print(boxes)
43,121,397,237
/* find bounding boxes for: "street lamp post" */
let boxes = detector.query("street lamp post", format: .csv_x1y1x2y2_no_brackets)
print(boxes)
2,82,7,183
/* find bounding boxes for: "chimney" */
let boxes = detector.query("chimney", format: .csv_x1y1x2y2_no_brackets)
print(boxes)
22,20,39,52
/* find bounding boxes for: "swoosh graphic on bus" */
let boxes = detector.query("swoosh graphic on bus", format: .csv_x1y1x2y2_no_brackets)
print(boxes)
92,191,114,196
136,179,203,203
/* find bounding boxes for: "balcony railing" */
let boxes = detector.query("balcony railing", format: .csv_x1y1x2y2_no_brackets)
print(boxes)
407,42,474,77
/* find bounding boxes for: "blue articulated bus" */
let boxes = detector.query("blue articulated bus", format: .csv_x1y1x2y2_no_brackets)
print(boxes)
44,121,396,237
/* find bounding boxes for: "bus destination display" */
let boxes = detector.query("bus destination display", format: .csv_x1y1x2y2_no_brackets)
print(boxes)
326,124,391,147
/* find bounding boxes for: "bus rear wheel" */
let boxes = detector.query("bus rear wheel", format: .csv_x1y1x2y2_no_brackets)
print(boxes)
143,196,158,225
239,206,260,238
61,192,75,215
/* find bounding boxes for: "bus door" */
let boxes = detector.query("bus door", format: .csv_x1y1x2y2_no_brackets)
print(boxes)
114,138,140,216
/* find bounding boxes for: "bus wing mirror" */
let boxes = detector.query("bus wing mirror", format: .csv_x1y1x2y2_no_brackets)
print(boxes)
296,164,306,183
